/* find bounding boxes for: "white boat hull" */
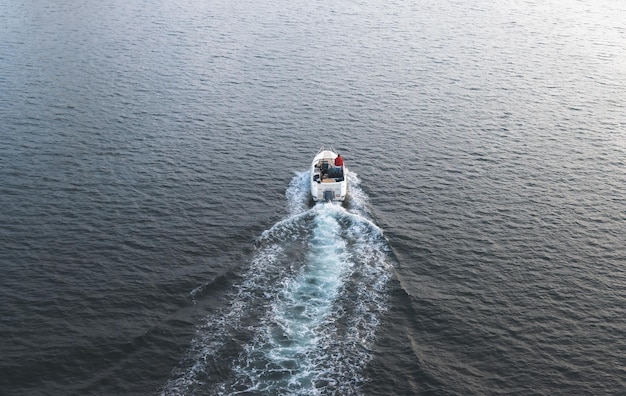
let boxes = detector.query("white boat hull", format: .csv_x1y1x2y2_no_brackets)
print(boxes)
310,147,347,202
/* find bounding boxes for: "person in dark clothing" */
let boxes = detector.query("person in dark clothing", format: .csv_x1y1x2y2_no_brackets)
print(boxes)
334,154,344,167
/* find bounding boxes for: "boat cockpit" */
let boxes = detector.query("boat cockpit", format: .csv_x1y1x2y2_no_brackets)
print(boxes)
312,159,344,184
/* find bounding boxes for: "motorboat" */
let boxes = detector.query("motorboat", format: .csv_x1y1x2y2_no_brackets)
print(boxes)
310,146,347,202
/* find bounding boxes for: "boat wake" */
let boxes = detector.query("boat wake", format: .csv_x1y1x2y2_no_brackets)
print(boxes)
162,170,393,395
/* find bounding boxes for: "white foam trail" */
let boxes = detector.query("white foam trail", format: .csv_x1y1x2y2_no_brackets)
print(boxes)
162,170,392,396
285,170,311,215
229,205,351,394
163,244,290,395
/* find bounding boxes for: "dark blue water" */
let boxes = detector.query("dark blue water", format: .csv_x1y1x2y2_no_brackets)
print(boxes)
1,0,625,394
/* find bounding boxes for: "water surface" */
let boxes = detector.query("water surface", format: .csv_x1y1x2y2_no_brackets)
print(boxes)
1,0,625,394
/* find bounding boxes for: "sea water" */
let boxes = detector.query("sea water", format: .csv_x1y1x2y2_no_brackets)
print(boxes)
1,0,625,394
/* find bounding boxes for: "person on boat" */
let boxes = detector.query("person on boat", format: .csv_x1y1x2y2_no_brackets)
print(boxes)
334,154,344,167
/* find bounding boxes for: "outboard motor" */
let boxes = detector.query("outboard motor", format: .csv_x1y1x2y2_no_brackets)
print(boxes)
323,190,334,202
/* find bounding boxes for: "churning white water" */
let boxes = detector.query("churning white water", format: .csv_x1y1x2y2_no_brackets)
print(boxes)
163,171,392,395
